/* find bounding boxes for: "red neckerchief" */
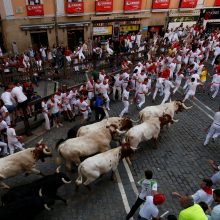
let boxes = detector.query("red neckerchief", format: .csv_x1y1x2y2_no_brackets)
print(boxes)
90,80,94,85
202,186,213,195
80,99,84,103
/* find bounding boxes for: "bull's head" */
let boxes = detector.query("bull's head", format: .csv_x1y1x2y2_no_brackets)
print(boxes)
119,118,133,131
175,100,192,113
120,143,135,160
33,143,52,162
159,114,174,129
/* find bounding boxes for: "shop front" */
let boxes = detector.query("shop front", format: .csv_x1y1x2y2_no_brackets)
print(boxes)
93,26,113,40
200,8,220,31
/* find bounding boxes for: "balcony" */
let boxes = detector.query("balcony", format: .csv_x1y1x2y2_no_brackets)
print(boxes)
66,1,84,14
26,4,44,16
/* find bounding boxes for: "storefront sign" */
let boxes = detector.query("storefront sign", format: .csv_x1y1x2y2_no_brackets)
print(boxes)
66,2,84,14
93,26,113,36
96,0,113,12
124,0,142,11
180,0,198,8
120,25,140,32
152,0,170,9
200,9,220,20
26,4,44,16
215,0,220,6
142,26,148,31
169,16,199,22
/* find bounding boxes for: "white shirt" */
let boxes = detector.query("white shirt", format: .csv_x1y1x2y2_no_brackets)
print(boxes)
7,127,18,143
41,101,48,113
164,79,175,93
139,179,158,200
11,86,27,103
0,106,10,125
191,73,200,83
1,91,14,106
114,75,123,87
50,99,60,114
214,46,220,57
137,83,147,94
210,204,220,220
213,112,220,125
99,74,105,83
0,120,8,131
175,74,184,84
192,189,213,206
86,80,94,92
139,196,159,219
188,82,200,93
212,74,220,84
122,90,129,101
75,100,88,112
99,83,109,95
95,83,101,95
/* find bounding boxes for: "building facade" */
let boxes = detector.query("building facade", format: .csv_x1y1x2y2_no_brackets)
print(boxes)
0,0,219,52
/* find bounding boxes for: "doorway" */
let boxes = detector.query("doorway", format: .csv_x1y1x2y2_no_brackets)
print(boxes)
30,32,49,50
67,29,84,51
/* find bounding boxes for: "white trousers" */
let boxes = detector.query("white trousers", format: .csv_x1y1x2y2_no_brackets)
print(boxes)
79,52,85,61
153,86,163,100
42,112,50,130
138,94,145,108
113,86,122,100
173,83,181,94
183,90,195,102
0,141,8,154
8,141,24,154
103,93,110,109
204,123,220,145
211,84,220,98
66,56,71,62
119,101,129,117
161,91,171,104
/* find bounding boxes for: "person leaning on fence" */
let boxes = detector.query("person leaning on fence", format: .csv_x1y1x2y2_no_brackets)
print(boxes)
6,124,24,155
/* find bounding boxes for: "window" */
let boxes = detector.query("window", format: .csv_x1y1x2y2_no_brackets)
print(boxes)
28,0,41,5
67,0,82,2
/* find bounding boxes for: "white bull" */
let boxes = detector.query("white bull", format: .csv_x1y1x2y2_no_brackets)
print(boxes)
75,143,134,187
124,114,174,149
77,117,134,137
139,101,192,122
56,119,133,170
0,141,52,189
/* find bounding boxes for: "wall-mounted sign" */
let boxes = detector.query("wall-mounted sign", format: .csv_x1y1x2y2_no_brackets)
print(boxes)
142,26,148,31
26,4,44,16
96,0,113,12
66,2,84,14
200,8,220,20
152,0,170,9
120,25,140,32
93,26,113,36
180,0,198,8
124,0,142,11
169,16,199,23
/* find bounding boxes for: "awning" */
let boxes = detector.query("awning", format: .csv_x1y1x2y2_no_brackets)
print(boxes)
58,22,90,28
20,23,54,31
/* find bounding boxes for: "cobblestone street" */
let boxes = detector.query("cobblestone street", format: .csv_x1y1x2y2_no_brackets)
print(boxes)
1,78,220,219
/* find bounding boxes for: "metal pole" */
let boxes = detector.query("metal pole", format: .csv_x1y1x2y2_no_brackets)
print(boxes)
54,0,59,46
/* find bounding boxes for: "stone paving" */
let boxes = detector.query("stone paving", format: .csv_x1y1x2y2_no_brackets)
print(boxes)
0,65,220,220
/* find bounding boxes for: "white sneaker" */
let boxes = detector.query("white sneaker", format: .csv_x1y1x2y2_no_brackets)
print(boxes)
59,123,63,127
56,124,60,128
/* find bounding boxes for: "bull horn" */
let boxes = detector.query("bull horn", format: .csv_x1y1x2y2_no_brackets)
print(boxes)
182,103,193,110
131,147,138,151
130,118,140,123
44,204,51,211
39,188,43,197
106,119,110,128
56,166,61,173
38,138,43,144
62,177,72,184
43,147,52,155
116,129,127,135
172,119,179,123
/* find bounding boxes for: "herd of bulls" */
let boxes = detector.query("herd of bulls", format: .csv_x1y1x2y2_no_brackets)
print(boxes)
0,100,192,219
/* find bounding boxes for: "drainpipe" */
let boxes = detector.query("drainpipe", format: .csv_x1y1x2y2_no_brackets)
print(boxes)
54,0,59,46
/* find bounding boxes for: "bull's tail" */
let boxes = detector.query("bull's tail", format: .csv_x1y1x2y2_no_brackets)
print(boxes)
75,164,83,186
55,138,66,150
